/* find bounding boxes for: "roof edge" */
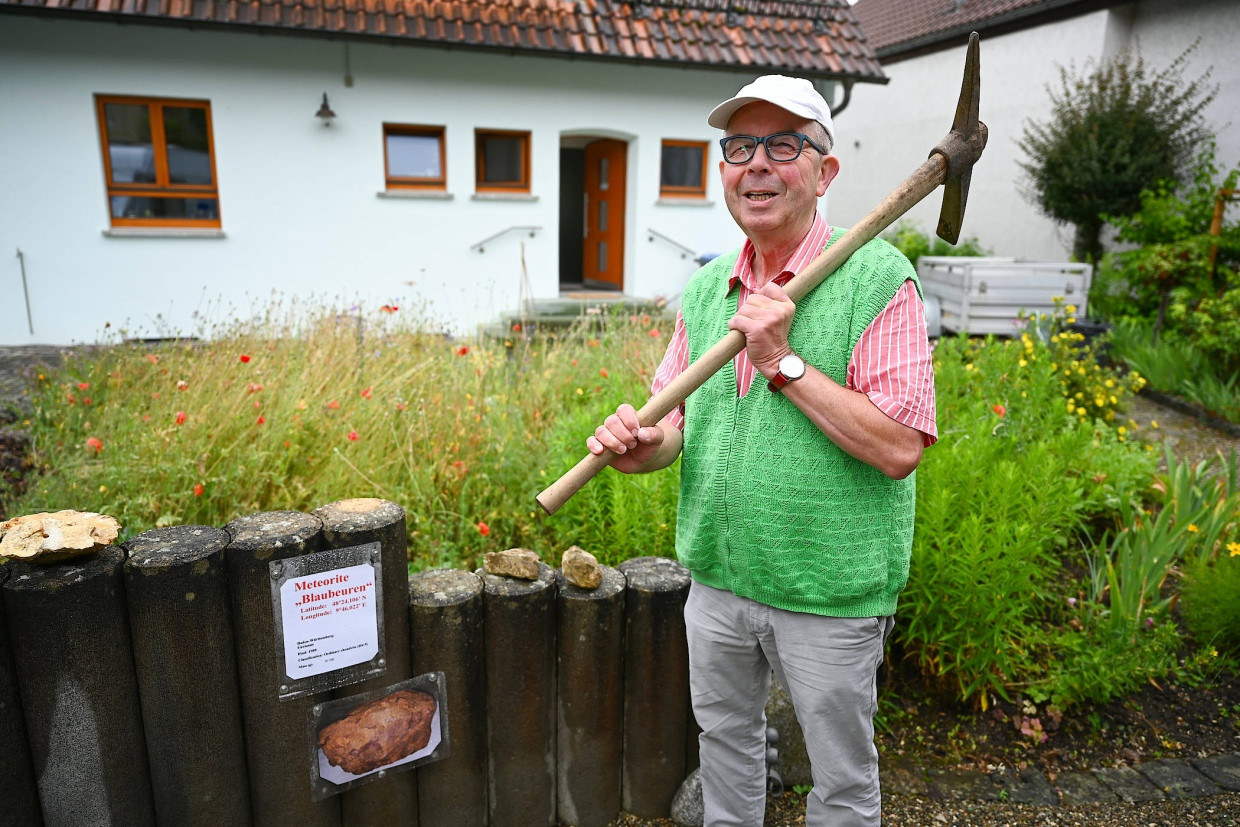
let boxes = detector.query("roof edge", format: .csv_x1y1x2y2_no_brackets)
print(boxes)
874,0,1123,63
0,4,889,84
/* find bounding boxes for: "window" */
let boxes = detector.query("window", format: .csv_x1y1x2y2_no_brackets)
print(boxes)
475,129,530,193
660,139,708,198
384,124,446,190
96,95,220,227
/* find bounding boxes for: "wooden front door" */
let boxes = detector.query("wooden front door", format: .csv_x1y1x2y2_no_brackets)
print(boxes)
582,139,626,289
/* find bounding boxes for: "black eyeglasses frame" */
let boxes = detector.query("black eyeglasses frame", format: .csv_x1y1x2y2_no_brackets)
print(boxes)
718,132,829,165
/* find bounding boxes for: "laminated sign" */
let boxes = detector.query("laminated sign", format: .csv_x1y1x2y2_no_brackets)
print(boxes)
270,542,387,700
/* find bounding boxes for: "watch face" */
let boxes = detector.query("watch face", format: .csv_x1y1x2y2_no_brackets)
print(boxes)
779,353,806,380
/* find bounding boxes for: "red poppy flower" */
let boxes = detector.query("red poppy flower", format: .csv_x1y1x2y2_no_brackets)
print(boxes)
361,387,372,400
247,383,263,394
327,400,340,410
146,353,159,364
347,430,360,441
77,382,90,390
457,346,470,357
256,415,266,425
193,483,205,497
67,393,76,405
380,304,399,314
175,411,187,426
83,398,92,405
512,323,522,332
649,329,661,338
85,437,103,453
600,368,609,379
176,380,189,391
395,402,406,411
993,404,1006,417
477,521,490,536
239,354,251,363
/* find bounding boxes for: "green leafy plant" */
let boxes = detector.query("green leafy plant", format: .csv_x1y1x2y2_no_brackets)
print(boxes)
881,222,989,267
1017,43,1217,263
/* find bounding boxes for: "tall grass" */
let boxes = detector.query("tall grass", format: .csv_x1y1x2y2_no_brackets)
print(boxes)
6,301,677,572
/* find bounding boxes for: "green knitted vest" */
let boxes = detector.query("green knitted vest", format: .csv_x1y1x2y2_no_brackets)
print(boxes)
676,228,920,617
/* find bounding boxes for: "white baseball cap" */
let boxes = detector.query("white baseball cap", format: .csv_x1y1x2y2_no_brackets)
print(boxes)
708,75,835,151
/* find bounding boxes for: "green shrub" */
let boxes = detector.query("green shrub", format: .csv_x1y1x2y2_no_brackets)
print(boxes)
1181,547,1240,655
881,222,989,266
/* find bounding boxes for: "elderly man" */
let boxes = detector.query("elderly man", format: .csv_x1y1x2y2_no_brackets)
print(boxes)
587,75,937,826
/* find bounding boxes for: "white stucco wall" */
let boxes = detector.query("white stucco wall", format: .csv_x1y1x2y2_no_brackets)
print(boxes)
1,16,793,345
829,0,1239,264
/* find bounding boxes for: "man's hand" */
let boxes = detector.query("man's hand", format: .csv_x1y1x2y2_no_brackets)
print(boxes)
586,403,678,474
728,280,796,379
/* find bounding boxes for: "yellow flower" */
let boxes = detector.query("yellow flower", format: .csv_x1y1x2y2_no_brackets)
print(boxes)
1187,524,1199,534
99,485,107,493
1052,295,1065,303
1067,402,1076,413
1118,426,1127,436
1151,420,1159,429
1065,304,1077,315
1105,379,1115,388
1228,542,1240,557
1067,317,1076,324
965,364,974,371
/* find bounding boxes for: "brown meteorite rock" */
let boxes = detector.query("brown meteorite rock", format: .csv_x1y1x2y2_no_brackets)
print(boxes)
318,689,436,775
0,510,121,563
561,546,603,589
483,548,540,580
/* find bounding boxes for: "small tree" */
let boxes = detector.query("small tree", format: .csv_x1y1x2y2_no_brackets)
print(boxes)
1017,43,1217,264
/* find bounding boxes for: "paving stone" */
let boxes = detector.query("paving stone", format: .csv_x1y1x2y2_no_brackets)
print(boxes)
993,767,1058,805
880,755,929,797
926,768,1002,802
1137,758,1221,799
1055,770,1119,805
1191,753,1240,792
1093,765,1165,803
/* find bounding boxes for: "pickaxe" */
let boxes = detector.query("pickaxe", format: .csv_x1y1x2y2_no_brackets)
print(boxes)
537,32,988,516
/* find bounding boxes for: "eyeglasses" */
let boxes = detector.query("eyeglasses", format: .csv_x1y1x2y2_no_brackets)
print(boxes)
719,132,828,165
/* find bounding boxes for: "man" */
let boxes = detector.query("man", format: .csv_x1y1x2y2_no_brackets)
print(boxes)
587,75,936,826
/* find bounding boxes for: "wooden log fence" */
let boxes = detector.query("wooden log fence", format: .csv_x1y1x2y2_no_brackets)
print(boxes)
0,500,696,827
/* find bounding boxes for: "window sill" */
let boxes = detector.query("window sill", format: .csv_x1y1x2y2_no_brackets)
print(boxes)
102,227,226,238
656,198,714,207
378,190,454,200
471,192,539,202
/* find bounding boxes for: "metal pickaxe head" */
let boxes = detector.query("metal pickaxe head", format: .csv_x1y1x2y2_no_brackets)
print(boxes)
931,31,989,245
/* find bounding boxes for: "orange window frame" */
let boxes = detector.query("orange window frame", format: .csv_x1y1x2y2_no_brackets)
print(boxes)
95,94,221,228
383,124,447,190
659,139,709,198
475,129,531,193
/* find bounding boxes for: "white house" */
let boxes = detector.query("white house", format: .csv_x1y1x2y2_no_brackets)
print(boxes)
834,0,1240,265
0,0,889,346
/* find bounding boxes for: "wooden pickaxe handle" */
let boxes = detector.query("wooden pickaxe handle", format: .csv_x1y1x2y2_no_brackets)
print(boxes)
537,33,988,516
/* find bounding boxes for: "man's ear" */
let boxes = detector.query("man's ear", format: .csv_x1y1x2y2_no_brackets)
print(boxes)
817,155,840,197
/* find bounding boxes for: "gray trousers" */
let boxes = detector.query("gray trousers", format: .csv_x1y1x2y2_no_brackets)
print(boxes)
684,581,893,827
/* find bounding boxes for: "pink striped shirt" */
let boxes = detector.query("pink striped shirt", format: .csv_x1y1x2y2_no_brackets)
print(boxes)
652,214,938,446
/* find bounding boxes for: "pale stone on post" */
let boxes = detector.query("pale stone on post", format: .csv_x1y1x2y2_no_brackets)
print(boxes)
0,510,121,563
561,546,603,590
484,548,541,580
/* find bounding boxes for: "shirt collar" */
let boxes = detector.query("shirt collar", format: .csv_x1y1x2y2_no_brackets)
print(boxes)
727,213,831,294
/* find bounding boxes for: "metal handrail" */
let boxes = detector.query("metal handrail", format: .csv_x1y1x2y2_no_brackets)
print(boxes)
646,228,698,260
470,226,542,253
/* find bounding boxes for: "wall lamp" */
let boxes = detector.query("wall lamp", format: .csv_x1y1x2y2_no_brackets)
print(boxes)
316,92,337,125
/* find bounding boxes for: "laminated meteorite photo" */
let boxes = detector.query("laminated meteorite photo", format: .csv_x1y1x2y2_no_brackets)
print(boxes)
307,672,450,799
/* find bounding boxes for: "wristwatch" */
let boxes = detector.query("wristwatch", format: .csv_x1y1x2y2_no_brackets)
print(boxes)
767,353,806,393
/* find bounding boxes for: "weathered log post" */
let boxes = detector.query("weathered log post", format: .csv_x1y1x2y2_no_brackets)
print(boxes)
555,561,625,827
225,510,340,827
313,498,418,827
477,558,557,827
409,568,487,827
617,556,692,817
123,525,252,826
0,565,42,826
1,547,157,825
